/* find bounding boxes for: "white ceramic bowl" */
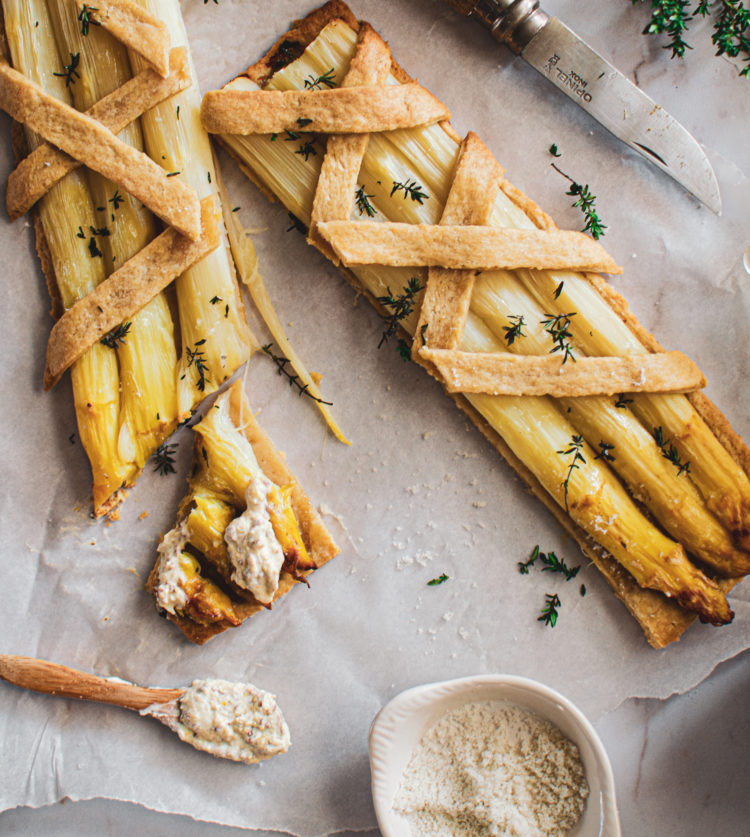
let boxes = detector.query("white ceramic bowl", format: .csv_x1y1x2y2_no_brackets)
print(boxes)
369,674,621,837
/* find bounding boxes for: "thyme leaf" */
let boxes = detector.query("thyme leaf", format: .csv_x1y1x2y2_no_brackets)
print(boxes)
594,441,616,462
304,68,337,90
78,5,100,36
153,442,178,476
551,162,607,239
539,551,580,581
538,593,561,627
557,433,586,512
518,544,540,574
540,312,577,364
261,344,333,405
100,321,131,349
355,185,377,217
185,339,210,392
376,277,423,348
615,393,634,409
427,573,449,586
654,425,691,475
390,179,429,204
503,314,526,346
53,52,81,87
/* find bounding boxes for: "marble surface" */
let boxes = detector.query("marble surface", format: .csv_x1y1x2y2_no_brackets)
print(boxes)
2,0,750,834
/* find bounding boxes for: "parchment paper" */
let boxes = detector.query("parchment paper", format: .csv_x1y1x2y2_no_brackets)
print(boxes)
1,1,749,834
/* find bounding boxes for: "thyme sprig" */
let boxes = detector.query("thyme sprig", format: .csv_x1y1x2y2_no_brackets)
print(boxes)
551,163,607,239
185,339,210,392
54,52,81,87
632,1,750,76
261,344,333,405
376,277,423,348
557,433,586,512
503,314,526,346
538,593,562,627
153,442,178,476
390,179,429,204
615,392,634,409
594,441,616,462
518,544,580,580
78,5,100,36
295,140,317,161
654,426,691,475
541,312,577,364
427,573,449,586
304,68,337,89
109,190,124,211
355,185,377,217
518,544,541,574
100,321,131,349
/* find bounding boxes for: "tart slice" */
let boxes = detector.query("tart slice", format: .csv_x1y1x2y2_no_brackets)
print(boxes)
149,381,339,644
203,0,750,647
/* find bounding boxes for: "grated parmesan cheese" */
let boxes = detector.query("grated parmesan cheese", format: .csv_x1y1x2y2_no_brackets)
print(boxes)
393,701,588,836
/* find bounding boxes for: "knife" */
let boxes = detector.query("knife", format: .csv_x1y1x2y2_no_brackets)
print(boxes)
444,0,721,213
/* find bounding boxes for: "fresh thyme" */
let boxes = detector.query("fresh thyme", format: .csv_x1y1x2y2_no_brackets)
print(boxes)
376,277,423,348
615,392,634,409
295,140,317,161
283,130,300,141
632,1,750,76
538,593,562,627
654,426,691,475
594,441,616,462
100,321,131,348
88,236,103,258
427,573,449,586
261,344,333,405
210,295,222,304
304,68,337,89
78,5,100,36
355,185,377,217
503,314,526,346
390,179,429,204
518,544,580,580
396,339,412,362
551,163,607,239
518,544,540,574
540,312,577,364
580,584,587,596
553,280,565,299
185,339,210,392
296,117,313,127
549,143,562,157
557,433,586,512
54,52,81,87
109,190,124,211
153,442,178,476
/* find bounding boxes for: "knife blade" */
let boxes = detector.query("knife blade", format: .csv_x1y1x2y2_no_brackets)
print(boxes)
444,0,721,213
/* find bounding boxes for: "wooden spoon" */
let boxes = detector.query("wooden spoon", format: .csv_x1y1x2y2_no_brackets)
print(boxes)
0,653,291,763
0,653,183,711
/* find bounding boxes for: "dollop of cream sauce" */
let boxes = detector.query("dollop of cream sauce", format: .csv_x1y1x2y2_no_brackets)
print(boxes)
154,520,190,614
224,474,284,604
144,678,291,764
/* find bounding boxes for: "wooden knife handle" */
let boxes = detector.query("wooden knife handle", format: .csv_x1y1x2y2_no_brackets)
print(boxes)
0,654,184,711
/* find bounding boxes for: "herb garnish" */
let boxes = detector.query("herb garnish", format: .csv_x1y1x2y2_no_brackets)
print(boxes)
88,236,103,258
427,573,449,586
615,393,634,409
551,163,606,239
541,312,577,364
594,441,616,462
54,52,81,87
304,68,337,90
518,544,580,580
210,295,222,304
286,212,306,234
396,339,412,362
262,344,333,405
109,190,124,211
185,339,210,392
549,143,562,157
632,1,750,76
654,426,691,475
355,185,377,217
557,433,586,512
295,139,317,161
553,280,565,299
503,314,526,346
100,321,131,348
376,277,423,348
153,442,178,475
518,544,540,574
78,5,100,36
296,117,313,127
580,584,587,597
390,179,429,204
538,593,561,627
